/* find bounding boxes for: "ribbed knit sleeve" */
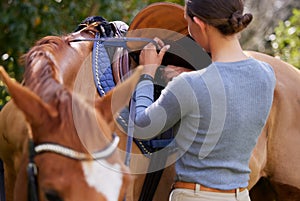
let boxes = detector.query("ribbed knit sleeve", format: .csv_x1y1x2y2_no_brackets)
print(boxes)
133,74,196,140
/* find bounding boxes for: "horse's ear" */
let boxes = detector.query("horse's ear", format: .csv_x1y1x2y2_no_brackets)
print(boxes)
0,66,58,125
96,66,143,122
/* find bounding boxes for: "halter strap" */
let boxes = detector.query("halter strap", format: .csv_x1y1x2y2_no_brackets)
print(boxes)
27,134,119,201
34,135,120,160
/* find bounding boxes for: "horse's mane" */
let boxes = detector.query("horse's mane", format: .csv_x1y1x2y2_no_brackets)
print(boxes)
22,36,70,77
21,36,68,69
18,35,111,151
19,36,70,101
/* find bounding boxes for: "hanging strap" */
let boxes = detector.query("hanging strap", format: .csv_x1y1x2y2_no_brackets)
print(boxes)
124,92,136,166
27,139,39,201
125,93,171,201
0,159,5,201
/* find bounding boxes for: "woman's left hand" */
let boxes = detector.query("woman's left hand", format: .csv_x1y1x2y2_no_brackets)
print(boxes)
160,65,193,83
139,37,170,77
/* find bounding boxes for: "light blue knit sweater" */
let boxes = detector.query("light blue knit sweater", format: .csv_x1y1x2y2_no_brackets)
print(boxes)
134,58,276,190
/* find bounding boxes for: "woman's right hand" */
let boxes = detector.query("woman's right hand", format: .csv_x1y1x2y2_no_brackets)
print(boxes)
139,37,170,77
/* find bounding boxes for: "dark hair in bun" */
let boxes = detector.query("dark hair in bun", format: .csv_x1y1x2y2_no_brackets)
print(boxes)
186,0,253,35
229,11,253,34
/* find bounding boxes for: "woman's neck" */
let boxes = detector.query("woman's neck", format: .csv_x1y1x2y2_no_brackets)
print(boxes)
208,32,248,63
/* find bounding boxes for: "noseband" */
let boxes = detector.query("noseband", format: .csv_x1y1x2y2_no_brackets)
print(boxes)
27,135,120,201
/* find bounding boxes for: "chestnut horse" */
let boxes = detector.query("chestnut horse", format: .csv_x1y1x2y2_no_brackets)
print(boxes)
0,27,143,201
0,32,95,201
1,4,300,201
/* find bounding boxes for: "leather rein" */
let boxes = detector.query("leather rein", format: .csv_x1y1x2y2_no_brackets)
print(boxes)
69,37,159,49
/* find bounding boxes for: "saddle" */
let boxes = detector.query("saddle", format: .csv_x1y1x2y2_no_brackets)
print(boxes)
75,3,211,201
75,3,211,156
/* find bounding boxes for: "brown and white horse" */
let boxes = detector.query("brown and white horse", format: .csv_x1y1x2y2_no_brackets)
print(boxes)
1,5,300,201
0,27,143,201
0,32,95,201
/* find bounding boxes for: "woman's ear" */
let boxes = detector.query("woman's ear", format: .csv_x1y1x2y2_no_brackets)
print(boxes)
193,17,207,32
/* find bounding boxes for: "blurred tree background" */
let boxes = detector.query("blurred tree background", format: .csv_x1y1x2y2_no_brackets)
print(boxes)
0,0,299,108
270,8,300,68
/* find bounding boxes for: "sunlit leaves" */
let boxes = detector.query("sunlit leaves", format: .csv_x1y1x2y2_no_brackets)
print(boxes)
271,9,300,68
0,0,183,107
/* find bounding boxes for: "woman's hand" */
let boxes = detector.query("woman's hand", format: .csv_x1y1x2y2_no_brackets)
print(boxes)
139,37,170,77
160,65,193,83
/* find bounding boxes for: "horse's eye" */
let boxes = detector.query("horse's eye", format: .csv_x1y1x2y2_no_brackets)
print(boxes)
45,190,63,201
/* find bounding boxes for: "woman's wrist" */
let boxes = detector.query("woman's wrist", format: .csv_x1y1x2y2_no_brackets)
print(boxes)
139,74,154,82
141,65,159,78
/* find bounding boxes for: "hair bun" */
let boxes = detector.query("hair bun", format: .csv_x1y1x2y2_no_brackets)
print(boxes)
229,11,253,33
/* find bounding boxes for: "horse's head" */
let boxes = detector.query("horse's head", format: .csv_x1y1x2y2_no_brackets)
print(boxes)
0,65,142,201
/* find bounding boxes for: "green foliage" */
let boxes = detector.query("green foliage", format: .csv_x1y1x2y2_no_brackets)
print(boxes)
0,0,94,107
0,0,183,108
0,0,185,108
270,9,300,68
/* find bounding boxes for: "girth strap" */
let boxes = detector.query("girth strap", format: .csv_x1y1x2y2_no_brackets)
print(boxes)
138,148,172,201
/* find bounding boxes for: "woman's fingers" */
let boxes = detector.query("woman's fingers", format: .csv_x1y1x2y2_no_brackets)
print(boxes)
139,37,171,76
159,44,170,58
144,41,156,49
160,65,193,83
160,65,179,82
153,37,165,49
152,37,170,59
